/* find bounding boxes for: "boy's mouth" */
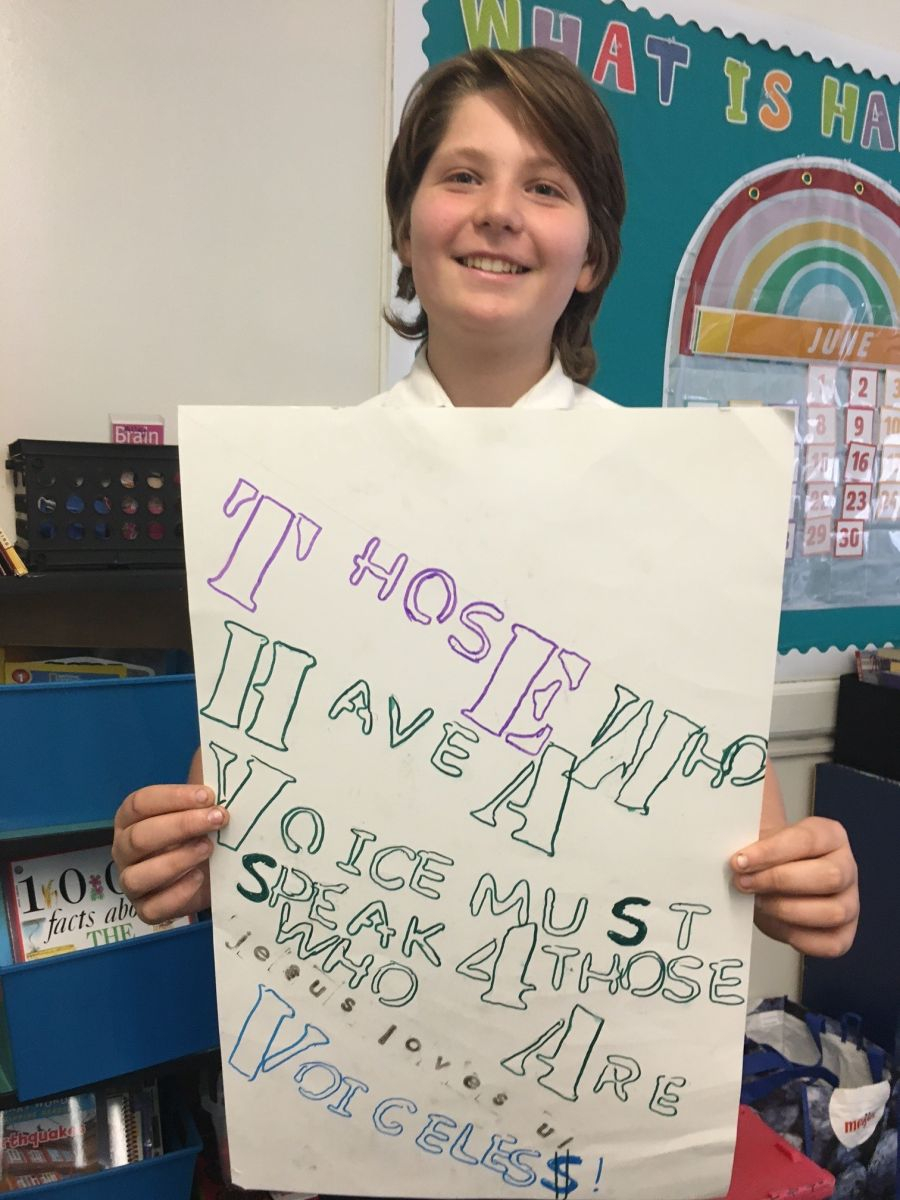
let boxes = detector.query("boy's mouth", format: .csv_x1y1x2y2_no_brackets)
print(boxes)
456,255,530,275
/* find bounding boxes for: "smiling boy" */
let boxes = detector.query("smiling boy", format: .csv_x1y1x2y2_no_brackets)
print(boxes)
113,47,858,963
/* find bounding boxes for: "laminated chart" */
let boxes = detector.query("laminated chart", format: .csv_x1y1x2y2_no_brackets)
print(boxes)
664,159,900,611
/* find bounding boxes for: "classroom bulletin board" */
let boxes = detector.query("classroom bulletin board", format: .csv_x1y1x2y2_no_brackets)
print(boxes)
411,0,900,656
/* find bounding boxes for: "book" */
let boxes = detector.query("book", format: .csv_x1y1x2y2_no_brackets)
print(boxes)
0,1092,100,1191
1,645,185,678
855,647,900,688
102,1090,140,1168
3,845,192,963
3,660,128,685
0,1083,165,1189
132,1083,163,1160
100,1083,162,1166
0,528,27,578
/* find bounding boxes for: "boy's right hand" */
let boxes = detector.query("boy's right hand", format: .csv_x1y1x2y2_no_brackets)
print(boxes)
112,785,230,923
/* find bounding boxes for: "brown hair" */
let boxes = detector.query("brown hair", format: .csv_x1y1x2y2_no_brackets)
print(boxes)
385,47,626,385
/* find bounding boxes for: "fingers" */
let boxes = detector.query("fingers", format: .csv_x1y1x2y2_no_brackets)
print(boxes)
752,891,859,933
731,816,859,959
733,851,856,898
119,836,213,902
111,781,229,922
113,793,229,871
115,783,216,832
731,816,850,876
129,860,213,925
753,909,858,959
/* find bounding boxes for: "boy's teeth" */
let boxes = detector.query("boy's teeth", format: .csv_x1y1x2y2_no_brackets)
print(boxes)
462,256,525,274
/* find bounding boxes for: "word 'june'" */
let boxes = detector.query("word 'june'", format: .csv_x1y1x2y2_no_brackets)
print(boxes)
200,617,768,861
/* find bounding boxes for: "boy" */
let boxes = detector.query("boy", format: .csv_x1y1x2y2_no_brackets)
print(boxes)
113,47,858,960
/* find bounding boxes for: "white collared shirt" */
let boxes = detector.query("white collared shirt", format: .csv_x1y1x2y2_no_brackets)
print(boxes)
364,349,616,410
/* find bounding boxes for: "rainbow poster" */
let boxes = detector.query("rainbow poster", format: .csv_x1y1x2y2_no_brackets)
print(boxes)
673,161,899,366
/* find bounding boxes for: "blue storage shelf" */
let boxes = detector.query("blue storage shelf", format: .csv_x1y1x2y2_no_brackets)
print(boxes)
4,1098,201,1198
0,922,218,1101
0,675,200,835
0,670,213,1199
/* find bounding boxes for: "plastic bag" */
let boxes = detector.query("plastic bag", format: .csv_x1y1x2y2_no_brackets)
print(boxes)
743,998,898,1200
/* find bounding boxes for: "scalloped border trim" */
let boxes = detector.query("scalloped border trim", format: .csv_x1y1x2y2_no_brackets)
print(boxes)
612,0,900,84
776,646,867,681
778,608,900,660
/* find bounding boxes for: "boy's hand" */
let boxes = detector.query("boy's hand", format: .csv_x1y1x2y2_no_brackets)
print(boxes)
112,783,229,923
731,764,858,957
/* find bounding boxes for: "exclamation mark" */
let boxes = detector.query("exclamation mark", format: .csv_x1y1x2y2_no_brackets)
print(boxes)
594,1158,604,1191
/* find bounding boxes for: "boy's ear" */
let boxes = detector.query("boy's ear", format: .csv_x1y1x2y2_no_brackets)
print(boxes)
576,241,609,294
574,258,599,294
396,222,412,269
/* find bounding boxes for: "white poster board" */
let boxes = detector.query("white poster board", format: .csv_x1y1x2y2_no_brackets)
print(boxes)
179,405,793,1199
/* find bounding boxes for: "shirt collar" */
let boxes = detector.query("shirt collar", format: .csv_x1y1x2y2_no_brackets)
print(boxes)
405,347,578,411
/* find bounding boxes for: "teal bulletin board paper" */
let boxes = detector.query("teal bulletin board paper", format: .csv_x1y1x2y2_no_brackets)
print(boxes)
419,0,900,656
778,606,900,656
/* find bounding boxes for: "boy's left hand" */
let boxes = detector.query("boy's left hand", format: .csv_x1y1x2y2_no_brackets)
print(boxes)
731,766,859,958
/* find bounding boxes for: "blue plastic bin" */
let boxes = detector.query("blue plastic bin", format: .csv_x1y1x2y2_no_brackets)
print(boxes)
0,669,214,1191
0,1096,202,1198
0,922,218,1100
0,675,200,835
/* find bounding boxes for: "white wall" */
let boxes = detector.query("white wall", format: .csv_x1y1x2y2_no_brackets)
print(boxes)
0,0,388,444
741,0,895,48
1,0,892,514
1,0,882,1000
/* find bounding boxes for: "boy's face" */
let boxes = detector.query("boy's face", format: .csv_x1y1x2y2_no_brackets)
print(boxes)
398,90,595,358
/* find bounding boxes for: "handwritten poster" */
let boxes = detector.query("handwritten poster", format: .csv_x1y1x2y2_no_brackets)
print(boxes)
179,405,793,1198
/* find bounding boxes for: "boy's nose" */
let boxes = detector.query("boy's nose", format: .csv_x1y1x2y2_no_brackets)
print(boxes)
473,184,524,233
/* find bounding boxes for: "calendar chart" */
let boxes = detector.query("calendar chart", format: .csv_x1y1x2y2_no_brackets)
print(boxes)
664,159,900,610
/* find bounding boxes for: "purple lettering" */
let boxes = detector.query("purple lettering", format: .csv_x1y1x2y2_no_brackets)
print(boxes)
208,479,322,612
448,601,505,663
463,623,557,741
403,567,457,625
558,649,590,690
531,5,581,63
349,536,407,600
465,636,590,756
860,91,896,151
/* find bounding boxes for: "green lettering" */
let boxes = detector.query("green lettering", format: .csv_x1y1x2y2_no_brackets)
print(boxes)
460,0,522,50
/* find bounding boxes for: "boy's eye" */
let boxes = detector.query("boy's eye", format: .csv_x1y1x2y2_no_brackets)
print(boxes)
446,170,479,185
531,181,565,199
